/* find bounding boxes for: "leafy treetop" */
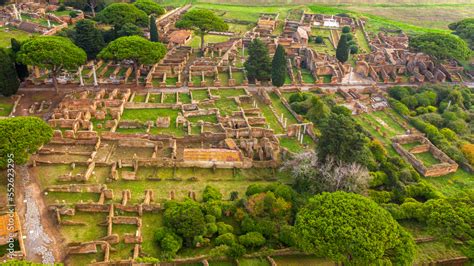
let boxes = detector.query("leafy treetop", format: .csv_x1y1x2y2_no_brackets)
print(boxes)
409,33,471,61
133,0,165,16
295,192,415,264
95,3,148,27
0,117,53,168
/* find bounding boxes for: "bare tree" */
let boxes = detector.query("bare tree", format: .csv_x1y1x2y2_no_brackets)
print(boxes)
281,151,369,195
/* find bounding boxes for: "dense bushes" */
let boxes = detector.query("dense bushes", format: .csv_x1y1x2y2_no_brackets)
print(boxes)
388,85,473,166
385,197,474,243
409,33,471,60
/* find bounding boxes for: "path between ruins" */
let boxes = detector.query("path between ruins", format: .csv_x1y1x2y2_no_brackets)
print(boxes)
16,166,66,264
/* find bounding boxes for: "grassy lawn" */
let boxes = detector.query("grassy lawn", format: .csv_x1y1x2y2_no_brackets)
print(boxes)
355,28,371,53
256,99,284,134
121,108,178,122
188,34,230,49
191,90,209,101
0,27,34,48
345,4,474,30
163,93,177,104
179,93,192,104
233,72,245,85
414,241,465,264
0,96,14,116
214,88,246,97
187,114,218,123
215,98,239,116
422,169,474,198
191,3,295,22
414,152,440,167
239,258,270,266
308,5,451,35
301,68,315,84
141,212,163,257
60,212,108,243
133,94,146,103
269,92,298,125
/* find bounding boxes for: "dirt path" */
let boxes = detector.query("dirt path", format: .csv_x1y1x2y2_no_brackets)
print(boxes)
15,166,66,264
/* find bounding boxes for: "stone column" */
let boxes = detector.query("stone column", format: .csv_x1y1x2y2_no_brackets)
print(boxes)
92,65,98,86
79,66,84,86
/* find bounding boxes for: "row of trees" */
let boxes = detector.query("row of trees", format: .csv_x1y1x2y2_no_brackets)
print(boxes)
244,39,288,87
150,183,416,264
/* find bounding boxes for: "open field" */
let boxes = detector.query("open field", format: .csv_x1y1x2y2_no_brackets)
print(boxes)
0,27,33,48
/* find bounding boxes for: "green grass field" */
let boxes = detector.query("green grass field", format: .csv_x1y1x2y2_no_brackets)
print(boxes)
0,27,33,48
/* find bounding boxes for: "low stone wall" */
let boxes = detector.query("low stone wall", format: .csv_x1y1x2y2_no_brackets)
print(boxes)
392,134,458,177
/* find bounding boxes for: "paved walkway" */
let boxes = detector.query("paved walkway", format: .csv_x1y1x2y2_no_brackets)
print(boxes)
18,166,56,264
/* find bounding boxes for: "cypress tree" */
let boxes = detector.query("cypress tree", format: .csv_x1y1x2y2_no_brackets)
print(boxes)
244,39,271,83
272,44,287,87
0,49,20,96
11,38,29,82
336,34,349,63
149,15,159,42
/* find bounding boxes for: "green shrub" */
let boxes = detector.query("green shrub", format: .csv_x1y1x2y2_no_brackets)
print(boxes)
239,232,266,248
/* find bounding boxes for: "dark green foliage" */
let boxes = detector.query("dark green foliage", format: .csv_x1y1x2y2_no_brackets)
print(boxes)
0,117,53,168
314,35,324,44
278,225,297,247
214,233,236,246
96,3,148,27
176,9,228,51
336,33,350,63
271,44,287,87
149,15,159,42
228,243,246,258
342,26,351,33
17,36,86,93
203,185,222,202
216,222,234,235
409,33,471,60
133,0,165,16
244,38,272,83
230,191,239,201
449,18,474,49
295,192,415,264
72,19,105,59
0,49,20,97
98,35,166,85
349,45,358,54
164,200,206,245
238,232,266,248
11,39,29,82
116,23,144,38
318,113,372,165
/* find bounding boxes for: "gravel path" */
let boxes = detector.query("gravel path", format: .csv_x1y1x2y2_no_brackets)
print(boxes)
18,166,56,264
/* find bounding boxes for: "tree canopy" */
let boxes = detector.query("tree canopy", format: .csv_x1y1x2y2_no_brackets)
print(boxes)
95,3,148,27
17,36,86,93
409,33,471,61
0,48,20,97
271,44,287,87
244,38,272,83
449,18,474,50
0,117,53,168
295,192,415,264
164,200,207,245
72,19,105,59
133,0,165,16
176,9,228,50
98,36,166,85
317,113,372,166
